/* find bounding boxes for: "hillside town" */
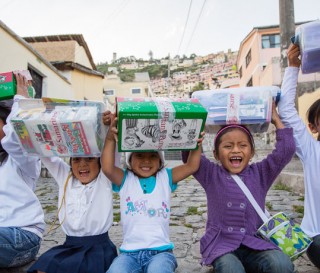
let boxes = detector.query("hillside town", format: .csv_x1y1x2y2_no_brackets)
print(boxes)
1,19,319,118
103,49,238,99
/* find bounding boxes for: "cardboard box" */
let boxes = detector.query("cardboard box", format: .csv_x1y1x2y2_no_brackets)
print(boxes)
192,87,274,133
10,98,107,157
0,72,16,100
116,97,207,152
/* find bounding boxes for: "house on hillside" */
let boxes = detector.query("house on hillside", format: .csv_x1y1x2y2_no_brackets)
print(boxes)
103,72,153,110
237,22,320,132
0,20,73,99
237,23,319,88
24,34,104,101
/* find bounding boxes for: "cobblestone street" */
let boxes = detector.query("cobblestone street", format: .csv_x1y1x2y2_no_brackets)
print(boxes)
1,139,320,273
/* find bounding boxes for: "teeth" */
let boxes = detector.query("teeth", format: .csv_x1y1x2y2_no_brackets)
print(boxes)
230,157,241,160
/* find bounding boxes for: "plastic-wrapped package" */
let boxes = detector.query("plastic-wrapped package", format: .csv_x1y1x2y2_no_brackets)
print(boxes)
192,86,276,133
10,98,107,157
292,20,320,74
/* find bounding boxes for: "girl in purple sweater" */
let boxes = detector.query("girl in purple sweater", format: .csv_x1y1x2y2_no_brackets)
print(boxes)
182,103,296,273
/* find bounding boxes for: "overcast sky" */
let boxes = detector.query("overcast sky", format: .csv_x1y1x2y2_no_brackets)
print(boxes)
1,0,319,64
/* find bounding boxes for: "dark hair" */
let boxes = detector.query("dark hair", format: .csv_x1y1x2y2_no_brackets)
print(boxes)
0,104,12,165
214,124,255,156
307,98,320,141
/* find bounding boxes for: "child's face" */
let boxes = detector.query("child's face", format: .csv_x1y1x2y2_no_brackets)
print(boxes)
130,152,161,178
214,129,254,174
71,157,100,184
308,118,320,136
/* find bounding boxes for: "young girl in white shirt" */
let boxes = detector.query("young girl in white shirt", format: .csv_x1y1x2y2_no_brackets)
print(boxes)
101,117,204,273
28,123,119,273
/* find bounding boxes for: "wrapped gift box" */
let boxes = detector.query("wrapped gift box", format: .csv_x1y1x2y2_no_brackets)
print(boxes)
0,72,16,100
0,70,33,100
192,87,274,133
294,20,320,74
10,98,107,157
116,97,207,152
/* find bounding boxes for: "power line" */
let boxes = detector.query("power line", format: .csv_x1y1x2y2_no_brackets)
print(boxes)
184,0,207,54
176,0,193,56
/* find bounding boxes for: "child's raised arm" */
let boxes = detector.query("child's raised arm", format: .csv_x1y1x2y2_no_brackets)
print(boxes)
101,115,124,186
171,132,205,183
271,100,285,130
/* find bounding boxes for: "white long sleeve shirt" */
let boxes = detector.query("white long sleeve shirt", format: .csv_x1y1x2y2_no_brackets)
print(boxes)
0,95,44,238
41,156,114,236
278,67,320,237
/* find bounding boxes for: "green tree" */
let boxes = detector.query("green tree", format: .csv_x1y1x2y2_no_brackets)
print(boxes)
192,82,205,92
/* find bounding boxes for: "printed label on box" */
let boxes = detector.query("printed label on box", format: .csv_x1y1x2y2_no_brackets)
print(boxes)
121,118,203,151
10,99,107,157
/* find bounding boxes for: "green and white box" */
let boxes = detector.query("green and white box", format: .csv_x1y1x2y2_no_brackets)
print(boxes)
117,97,208,152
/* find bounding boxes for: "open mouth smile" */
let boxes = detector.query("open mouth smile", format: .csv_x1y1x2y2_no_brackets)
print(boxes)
230,156,242,167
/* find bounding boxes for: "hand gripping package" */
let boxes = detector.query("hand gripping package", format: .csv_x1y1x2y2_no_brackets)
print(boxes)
116,97,207,152
192,86,279,133
10,98,107,157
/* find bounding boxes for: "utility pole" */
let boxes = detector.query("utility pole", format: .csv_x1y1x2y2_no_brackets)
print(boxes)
279,0,299,111
279,0,295,79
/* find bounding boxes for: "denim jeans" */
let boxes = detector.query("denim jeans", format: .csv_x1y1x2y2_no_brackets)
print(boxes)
212,245,294,273
106,249,177,273
307,234,320,269
0,227,41,268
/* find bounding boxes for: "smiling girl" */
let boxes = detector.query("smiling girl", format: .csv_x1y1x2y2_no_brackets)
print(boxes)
101,117,204,273
182,102,296,273
28,151,118,273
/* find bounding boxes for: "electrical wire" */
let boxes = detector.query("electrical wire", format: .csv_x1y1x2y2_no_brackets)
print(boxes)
176,0,193,56
184,0,207,55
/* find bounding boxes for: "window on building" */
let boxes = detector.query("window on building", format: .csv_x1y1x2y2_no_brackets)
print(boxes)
131,88,141,94
28,66,43,98
247,77,253,87
239,67,242,78
104,89,114,96
262,34,280,48
245,50,251,68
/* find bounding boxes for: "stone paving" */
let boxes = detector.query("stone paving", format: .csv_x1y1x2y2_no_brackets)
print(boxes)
1,136,320,273
2,162,319,273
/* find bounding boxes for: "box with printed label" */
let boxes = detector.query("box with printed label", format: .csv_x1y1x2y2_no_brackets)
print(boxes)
0,72,16,100
116,97,208,152
192,87,274,133
10,98,107,157
0,70,34,100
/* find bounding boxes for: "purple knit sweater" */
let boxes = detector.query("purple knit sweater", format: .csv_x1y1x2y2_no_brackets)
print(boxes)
182,128,295,265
